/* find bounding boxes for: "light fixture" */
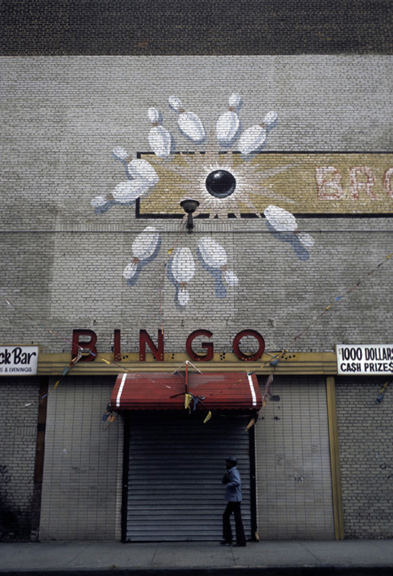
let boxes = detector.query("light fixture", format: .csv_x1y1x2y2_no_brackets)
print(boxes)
180,198,200,233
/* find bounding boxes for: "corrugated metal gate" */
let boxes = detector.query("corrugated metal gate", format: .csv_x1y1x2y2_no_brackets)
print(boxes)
125,412,252,542
255,376,335,540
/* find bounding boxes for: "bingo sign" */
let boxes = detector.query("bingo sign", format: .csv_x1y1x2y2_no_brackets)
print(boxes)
337,344,393,375
0,346,39,375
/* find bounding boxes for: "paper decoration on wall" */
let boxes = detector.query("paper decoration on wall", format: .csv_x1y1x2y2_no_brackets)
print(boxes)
375,380,391,404
53,348,85,389
171,360,212,423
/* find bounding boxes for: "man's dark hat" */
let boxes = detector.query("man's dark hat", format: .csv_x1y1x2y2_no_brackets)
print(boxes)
225,457,237,465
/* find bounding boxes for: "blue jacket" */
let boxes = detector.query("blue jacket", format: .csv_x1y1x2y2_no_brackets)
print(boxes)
222,465,242,502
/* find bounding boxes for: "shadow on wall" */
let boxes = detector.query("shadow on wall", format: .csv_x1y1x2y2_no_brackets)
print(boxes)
265,221,311,261
0,497,31,541
0,466,31,541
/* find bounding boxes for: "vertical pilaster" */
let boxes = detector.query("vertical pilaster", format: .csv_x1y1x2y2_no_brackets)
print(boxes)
326,376,344,540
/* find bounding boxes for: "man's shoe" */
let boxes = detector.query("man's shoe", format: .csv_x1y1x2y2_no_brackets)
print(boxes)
220,540,232,545
233,542,247,547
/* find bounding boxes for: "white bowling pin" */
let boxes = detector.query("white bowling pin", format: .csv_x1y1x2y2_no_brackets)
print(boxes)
131,226,160,261
111,179,150,203
171,247,195,306
128,158,159,186
123,227,160,279
91,195,110,208
224,270,239,287
92,149,157,208
296,232,315,249
198,237,239,286
198,236,227,268
216,93,242,146
264,205,297,232
238,111,278,155
168,96,206,144
264,205,315,248
148,108,172,158
113,146,158,186
112,146,130,162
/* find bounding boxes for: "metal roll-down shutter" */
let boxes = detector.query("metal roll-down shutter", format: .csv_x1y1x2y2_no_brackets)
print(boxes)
125,412,252,542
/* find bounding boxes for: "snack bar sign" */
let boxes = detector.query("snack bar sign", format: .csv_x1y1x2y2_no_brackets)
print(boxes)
0,346,39,375
337,344,393,375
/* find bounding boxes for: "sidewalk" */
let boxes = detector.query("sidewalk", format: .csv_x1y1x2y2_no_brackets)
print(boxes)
1,540,393,575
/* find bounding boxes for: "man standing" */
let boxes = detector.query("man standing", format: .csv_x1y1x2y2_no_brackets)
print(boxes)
221,457,246,547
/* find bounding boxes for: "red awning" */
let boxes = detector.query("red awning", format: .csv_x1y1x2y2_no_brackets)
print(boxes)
110,372,262,412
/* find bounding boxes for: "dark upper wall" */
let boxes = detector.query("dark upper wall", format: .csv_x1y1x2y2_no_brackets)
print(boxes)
1,0,393,55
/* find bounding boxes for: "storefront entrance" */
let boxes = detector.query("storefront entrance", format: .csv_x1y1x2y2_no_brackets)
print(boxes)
123,412,253,542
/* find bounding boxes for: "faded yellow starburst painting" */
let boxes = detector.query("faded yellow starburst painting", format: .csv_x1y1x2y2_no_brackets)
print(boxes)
139,150,393,217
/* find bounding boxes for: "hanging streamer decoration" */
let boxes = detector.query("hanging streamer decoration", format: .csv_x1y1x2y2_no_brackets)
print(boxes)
3,297,132,377
171,360,211,422
287,251,393,350
2,298,163,395
255,251,393,405
375,380,391,404
54,348,84,389
4,249,393,407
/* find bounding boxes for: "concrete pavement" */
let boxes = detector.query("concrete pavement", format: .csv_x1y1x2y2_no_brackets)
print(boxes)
1,540,393,575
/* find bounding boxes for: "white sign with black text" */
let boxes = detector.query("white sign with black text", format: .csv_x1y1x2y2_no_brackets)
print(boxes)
336,344,393,375
0,346,39,375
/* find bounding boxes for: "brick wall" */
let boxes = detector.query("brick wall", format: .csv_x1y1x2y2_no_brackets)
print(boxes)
0,378,40,539
336,377,393,539
1,56,392,355
1,54,393,540
1,0,392,55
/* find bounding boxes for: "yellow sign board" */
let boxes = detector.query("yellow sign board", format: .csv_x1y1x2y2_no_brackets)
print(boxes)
138,152,393,216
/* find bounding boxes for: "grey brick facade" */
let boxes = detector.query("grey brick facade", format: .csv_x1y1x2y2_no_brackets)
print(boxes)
1,3,393,542
0,378,40,539
336,377,393,539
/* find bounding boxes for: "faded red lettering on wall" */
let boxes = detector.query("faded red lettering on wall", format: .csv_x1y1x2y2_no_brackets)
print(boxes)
349,166,376,200
316,167,344,200
316,165,393,201
384,168,393,198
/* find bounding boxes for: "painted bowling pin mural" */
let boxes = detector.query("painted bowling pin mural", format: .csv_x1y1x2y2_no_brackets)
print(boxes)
238,111,278,155
168,96,206,144
216,93,242,147
92,94,321,307
148,108,173,158
123,227,161,286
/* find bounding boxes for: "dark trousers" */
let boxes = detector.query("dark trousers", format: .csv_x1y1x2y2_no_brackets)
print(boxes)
222,501,246,544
